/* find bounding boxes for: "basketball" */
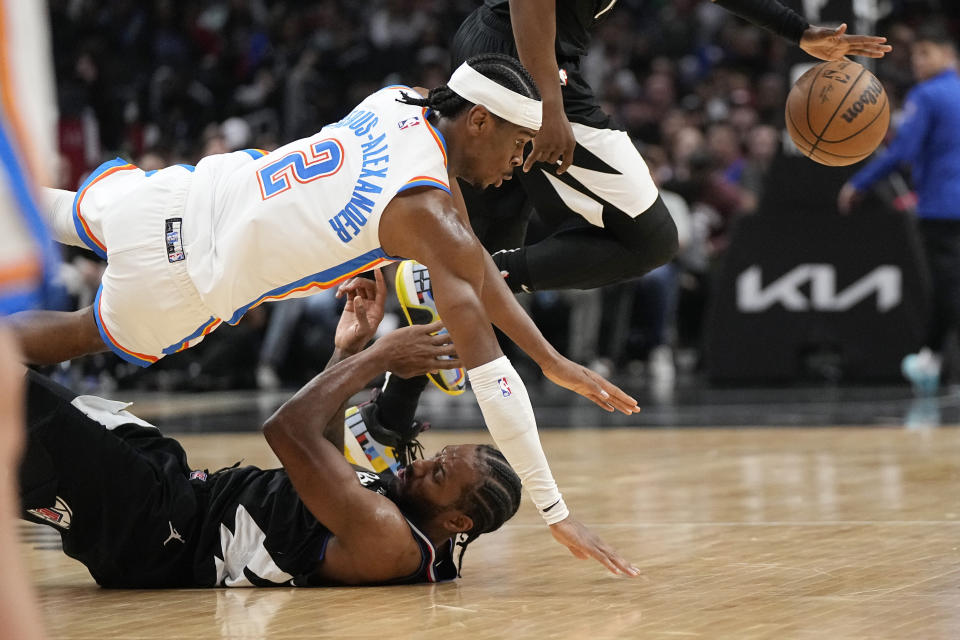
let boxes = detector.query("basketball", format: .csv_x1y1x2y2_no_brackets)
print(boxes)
785,60,890,166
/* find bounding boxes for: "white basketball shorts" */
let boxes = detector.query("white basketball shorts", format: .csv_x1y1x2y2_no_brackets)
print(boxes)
73,158,221,367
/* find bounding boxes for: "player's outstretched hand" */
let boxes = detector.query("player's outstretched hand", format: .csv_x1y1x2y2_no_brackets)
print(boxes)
800,23,891,61
550,517,640,577
541,357,640,415
523,101,576,175
334,269,387,352
372,321,462,379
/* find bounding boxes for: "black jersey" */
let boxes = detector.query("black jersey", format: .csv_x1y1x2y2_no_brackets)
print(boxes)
192,464,457,587
21,371,456,588
484,0,619,58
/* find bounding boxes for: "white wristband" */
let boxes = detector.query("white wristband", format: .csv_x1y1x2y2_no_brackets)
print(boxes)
468,356,568,525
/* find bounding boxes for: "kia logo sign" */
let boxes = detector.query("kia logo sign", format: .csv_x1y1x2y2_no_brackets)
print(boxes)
737,264,902,312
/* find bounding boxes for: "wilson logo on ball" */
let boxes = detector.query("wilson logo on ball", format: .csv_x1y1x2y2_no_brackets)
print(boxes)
841,77,884,124
785,60,890,167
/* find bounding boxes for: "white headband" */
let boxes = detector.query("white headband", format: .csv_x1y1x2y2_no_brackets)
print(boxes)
447,61,542,130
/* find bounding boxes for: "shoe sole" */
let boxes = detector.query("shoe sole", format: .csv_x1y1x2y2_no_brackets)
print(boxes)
343,405,401,473
395,260,466,396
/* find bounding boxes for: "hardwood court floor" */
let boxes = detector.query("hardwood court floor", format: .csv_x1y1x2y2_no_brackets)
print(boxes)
22,426,960,640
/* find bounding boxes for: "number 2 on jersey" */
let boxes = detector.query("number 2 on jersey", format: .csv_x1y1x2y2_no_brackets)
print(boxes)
257,139,344,200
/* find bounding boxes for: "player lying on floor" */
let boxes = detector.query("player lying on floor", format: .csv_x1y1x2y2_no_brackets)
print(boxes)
18,275,530,587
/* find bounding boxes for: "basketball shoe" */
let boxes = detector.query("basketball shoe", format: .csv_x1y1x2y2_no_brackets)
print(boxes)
901,347,940,396
395,259,466,395
343,389,429,473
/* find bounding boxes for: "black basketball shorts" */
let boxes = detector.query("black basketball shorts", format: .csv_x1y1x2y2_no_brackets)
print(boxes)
21,371,200,587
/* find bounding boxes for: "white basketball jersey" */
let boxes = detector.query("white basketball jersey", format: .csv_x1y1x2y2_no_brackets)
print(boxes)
180,86,450,324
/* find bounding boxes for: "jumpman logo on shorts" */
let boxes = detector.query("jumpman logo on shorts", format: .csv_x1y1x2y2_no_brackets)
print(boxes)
163,521,185,546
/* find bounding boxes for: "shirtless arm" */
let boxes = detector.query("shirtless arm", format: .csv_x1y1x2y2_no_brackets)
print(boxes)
380,189,639,576
318,270,460,448
507,0,575,174
263,323,458,584
448,179,639,415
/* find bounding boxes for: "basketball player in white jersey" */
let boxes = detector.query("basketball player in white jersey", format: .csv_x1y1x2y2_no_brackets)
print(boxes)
20,276,520,586
11,54,640,574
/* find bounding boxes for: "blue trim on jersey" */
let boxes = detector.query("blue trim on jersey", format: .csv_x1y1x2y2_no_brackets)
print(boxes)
397,180,451,195
316,533,332,563
175,163,195,173
73,157,129,260
0,289,41,315
144,169,158,177
92,285,154,367
242,148,267,160
160,315,219,355
0,119,58,313
225,248,391,326
423,109,448,158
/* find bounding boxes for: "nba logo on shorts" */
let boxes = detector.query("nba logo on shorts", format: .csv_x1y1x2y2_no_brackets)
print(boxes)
397,116,421,130
498,376,511,397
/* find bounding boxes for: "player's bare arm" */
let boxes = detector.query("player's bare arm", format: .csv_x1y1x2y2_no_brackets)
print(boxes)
380,188,640,576
263,270,453,583
317,269,388,449
319,270,462,446
263,310,459,584
379,188,503,370
508,0,576,174
447,178,640,415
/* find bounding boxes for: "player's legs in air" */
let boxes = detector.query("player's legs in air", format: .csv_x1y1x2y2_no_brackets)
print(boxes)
449,5,679,294
367,5,680,443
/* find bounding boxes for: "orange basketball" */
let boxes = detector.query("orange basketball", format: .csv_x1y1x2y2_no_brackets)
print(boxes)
785,60,890,167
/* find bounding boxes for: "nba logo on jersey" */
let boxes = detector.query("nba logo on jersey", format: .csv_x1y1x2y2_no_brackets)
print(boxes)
558,68,568,86
397,116,421,130
498,376,512,397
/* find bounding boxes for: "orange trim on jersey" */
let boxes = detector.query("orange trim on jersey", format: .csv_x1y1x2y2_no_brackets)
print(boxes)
403,176,450,191
0,2,40,180
0,255,41,288
75,163,137,254
421,107,448,168
241,257,389,318
172,317,221,353
96,293,159,364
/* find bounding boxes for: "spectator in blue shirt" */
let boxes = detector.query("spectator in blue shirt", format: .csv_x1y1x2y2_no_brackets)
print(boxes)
838,21,960,394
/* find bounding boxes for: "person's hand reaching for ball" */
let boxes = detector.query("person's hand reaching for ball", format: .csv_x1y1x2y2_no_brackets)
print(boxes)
800,24,892,61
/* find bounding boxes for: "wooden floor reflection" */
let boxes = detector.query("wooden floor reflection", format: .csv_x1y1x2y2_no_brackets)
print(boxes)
23,426,960,639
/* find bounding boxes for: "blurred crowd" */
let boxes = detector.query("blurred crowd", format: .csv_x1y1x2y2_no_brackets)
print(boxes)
43,0,957,393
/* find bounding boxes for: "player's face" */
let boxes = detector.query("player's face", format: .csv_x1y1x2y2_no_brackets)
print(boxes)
466,113,536,189
392,445,481,520
911,41,955,81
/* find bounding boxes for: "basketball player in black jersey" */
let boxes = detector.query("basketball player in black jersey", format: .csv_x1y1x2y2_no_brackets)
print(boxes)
453,0,891,293
17,273,576,587
370,1,893,501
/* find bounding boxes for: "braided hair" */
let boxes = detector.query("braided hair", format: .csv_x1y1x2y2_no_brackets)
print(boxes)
397,52,540,120
453,444,523,576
